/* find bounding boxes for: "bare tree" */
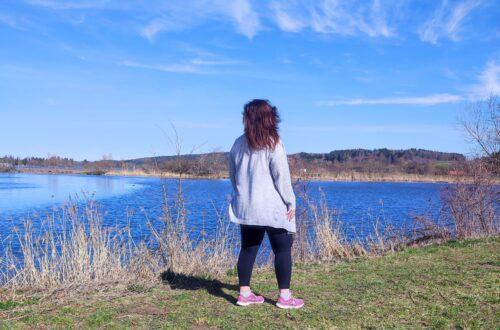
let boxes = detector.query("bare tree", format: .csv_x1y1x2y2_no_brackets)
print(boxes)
460,96,500,171
439,96,500,239
442,161,498,238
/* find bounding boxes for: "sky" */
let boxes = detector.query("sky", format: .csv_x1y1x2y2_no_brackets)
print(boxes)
0,0,499,161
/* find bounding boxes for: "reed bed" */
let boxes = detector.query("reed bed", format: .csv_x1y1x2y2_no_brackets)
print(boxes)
300,171,466,183
0,178,239,291
0,200,159,290
105,169,226,179
1,174,496,292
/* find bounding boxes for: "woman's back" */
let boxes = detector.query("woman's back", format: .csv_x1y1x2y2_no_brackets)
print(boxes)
228,134,296,233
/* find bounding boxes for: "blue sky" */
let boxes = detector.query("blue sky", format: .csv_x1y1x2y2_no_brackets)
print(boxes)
0,0,499,161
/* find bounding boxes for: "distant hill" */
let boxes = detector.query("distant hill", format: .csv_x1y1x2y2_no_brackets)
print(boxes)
295,148,464,162
117,148,465,177
287,148,465,177
125,148,464,164
2,149,466,177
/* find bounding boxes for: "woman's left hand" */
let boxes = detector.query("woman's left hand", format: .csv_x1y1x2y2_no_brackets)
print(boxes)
286,208,295,221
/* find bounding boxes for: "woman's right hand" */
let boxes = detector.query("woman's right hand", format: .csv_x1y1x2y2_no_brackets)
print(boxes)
286,208,295,221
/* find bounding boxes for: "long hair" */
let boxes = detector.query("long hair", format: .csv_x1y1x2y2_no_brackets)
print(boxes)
243,99,281,150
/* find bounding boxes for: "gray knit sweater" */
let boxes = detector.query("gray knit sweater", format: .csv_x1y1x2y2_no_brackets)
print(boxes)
228,134,296,233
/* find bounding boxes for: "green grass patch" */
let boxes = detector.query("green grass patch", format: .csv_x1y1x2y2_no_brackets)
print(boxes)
1,238,498,329
0,301,17,311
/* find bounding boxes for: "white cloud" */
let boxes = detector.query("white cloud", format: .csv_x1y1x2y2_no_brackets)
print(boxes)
22,0,487,43
467,61,500,99
289,124,458,135
221,0,260,39
190,59,242,65
121,60,204,74
24,0,118,10
140,19,171,41
139,0,260,40
318,94,465,106
319,60,500,107
26,0,261,39
120,57,240,75
0,13,23,30
418,0,482,44
270,0,394,37
271,1,305,32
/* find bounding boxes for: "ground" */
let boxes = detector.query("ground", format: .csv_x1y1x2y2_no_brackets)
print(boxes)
1,238,498,329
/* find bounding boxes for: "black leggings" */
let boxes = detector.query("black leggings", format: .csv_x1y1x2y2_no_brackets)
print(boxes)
237,224,293,289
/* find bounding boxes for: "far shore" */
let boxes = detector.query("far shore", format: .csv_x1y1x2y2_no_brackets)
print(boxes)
6,167,482,184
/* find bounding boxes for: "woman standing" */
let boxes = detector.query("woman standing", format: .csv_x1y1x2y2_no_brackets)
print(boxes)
228,99,304,309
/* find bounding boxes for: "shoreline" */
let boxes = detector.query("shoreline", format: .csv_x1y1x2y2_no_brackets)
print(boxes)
5,168,474,184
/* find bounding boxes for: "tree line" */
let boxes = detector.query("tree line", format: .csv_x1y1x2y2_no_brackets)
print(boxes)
1,148,466,177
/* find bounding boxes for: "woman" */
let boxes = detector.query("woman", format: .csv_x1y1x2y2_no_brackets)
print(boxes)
228,99,304,309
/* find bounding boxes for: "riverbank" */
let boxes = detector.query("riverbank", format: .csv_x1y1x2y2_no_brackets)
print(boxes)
1,238,498,329
11,167,469,183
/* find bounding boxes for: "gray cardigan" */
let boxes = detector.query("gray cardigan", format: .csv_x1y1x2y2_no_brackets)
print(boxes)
228,134,296,233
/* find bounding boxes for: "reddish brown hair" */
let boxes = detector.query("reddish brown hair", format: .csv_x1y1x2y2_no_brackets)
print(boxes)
243,99,281,150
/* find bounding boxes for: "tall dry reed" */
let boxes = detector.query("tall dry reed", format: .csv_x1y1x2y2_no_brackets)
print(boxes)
292,182,396,263
1,174,446,292
148,177,237,276
1,200,158,290
442,161,499,238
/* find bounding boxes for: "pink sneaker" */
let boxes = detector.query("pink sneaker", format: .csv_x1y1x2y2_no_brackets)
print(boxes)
236,293,265,306
276,295,304,309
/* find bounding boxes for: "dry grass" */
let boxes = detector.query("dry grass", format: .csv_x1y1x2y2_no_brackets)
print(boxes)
292,187,404,264
1,169,497,293
299,171,477,183
105,169,226,179
307,193,367,260
0,200,159,290
107,169,465,183
0,186,389,293
148,178,237,276
16,166,492,184
442,161,499,239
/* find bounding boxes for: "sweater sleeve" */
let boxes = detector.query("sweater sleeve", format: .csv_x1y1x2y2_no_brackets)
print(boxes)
228,147,237,191
269,141,296,210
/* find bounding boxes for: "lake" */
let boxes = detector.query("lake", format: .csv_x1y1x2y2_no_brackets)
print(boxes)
0,173,447,255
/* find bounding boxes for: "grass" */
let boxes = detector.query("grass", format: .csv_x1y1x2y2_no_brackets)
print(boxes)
15,167,482,183
1,238,498,329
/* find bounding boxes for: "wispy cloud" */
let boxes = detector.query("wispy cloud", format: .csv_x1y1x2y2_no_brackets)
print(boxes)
121,60,210,75
120,58,240,75
140,19,180,41
25,0,261,39
318,94,465,106
467,60,500,98
310,0,393,37
24,0,120,10
0,12,25,30
221,0,260,39
139,0,260,41
289,124,458,135
271,1,305,32
20,0,489,43
270,0,394,37
190,59,242,65
319,59,500,106
418,0,482,44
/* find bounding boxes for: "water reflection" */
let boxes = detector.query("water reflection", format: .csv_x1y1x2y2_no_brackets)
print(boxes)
0,173,449,252
47,174,59,197
0,173,145,213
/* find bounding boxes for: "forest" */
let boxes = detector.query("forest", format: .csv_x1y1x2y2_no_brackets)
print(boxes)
0,148,466,177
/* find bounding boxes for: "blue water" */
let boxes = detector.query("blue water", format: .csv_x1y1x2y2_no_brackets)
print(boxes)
0,173,447,254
